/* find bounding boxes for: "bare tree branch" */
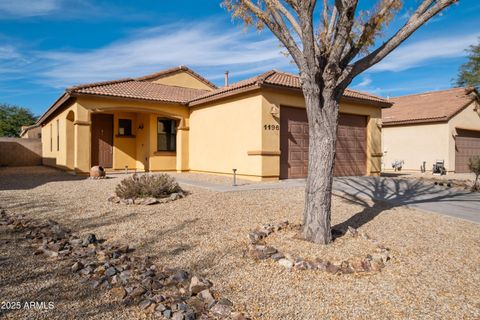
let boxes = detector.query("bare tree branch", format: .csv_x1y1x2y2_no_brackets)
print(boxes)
268,0,302,38
339,0,457,87
327,0,359,64
325,5,338,48
297,0,318,71
238,0,306,67
339,0,400,68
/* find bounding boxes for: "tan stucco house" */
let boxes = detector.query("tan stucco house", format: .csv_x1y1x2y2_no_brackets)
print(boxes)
36,66,391,180
382,87,480,173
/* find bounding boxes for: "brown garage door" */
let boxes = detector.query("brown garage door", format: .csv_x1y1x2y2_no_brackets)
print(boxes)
280,107,367,179
455,129,480,173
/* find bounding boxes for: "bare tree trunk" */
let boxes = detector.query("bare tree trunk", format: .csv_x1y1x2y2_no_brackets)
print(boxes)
302,85,340,244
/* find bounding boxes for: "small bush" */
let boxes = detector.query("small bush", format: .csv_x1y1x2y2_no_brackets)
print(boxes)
115,173,183,199
468,156,480,191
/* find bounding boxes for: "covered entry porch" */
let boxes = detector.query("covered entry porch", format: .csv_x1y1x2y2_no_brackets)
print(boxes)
78,97,190,174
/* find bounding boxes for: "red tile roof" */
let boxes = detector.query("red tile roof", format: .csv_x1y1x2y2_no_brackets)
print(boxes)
68,79,209,104
382,87,478,126
37,67,391,125
189,70,391,107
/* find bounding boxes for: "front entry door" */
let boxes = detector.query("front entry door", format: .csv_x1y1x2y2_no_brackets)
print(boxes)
91,114,113,168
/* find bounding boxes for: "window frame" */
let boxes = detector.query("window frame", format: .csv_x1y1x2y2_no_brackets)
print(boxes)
157,118,177,152
118,118,133,136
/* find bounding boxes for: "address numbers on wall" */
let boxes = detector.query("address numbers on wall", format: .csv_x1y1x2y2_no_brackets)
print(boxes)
264,124,280,131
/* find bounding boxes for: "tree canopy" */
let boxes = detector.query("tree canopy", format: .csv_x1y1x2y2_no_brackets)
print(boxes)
0,103,37,137
456,39,479,89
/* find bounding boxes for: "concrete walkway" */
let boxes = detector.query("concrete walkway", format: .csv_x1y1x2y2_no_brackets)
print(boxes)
176,176,480,224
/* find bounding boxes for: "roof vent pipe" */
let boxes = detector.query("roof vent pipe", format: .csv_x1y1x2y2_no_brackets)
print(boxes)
225,71,229,87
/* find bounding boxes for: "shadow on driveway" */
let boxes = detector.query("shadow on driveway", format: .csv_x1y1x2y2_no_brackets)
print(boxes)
332,177,480,234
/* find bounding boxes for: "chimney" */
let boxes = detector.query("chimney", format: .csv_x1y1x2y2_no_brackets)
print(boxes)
224,71,229,87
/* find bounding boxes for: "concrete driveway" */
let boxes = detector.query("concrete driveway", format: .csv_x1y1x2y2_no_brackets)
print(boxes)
333,177,480,224
175,176,480,224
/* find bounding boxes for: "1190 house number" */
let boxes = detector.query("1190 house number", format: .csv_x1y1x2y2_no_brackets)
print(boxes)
264,124,280,130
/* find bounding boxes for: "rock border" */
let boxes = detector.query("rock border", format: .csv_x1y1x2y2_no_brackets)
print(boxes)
247,221,391,274
0,208,248,320
108,191,187,206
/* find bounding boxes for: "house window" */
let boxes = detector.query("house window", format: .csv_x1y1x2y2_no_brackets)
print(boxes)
157,118,177,151
56,119,60,151
118,119,132,136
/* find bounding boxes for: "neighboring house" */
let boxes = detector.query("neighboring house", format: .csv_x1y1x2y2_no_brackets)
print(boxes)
382,87,480,173
20,124,41,139
36,66,391,180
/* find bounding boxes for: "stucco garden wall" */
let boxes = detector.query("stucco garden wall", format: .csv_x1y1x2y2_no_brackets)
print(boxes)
0,138,42,166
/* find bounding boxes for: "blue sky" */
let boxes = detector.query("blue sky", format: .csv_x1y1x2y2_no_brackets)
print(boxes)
1,0,479,116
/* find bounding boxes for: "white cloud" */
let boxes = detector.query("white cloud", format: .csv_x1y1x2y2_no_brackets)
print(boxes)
31,20,293,88
0,0,138,20
371,33,479,72
0,0,61,17
353,76,372,88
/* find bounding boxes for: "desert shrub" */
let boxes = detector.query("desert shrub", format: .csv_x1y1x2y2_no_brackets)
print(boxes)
468,156,480,191
115,173,183,199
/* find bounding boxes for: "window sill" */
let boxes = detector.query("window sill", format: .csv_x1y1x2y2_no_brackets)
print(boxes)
153,151,176,156
115,135,136,138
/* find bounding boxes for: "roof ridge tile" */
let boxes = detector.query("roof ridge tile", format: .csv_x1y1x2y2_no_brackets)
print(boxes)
67,78,135,92
135,65,217,89
390,87,468,100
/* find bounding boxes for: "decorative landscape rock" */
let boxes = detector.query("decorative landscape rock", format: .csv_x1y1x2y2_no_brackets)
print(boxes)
189,276,212,294
0,208,249,320
247,220,392,274
90,165,106,179
278,258,294,270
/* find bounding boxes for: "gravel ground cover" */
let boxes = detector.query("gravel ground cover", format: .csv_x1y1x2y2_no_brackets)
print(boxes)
0,166,479,319
383,171,477,189
0,223,140,320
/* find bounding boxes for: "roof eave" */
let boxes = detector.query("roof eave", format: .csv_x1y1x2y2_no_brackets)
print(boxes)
341,95,392,108
36,92,74,126
383,118,449,126
188,84,262,107
71,92,189,106
189,83,391,108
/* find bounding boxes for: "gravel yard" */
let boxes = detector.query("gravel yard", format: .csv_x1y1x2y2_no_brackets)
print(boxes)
1,166,479,319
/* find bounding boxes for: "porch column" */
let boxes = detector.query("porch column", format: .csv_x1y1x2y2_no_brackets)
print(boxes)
176,118,189,172
73,106,91,174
